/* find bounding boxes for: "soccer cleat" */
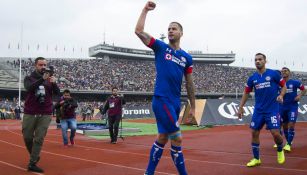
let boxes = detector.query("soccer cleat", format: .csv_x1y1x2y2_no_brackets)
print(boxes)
283,144,291,152
246,158,261,167
273,144,277,148
277,151,285,164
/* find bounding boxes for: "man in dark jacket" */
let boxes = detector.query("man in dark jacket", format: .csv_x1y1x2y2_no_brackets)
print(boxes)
55,89,78,146
22,57,60,173
14,106,21,120
102,87,125,144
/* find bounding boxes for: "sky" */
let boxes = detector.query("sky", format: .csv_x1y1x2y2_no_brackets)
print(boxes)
1,0,307,71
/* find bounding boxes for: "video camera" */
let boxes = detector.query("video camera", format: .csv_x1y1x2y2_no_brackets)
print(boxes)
63,99,71,110
42,66,54,76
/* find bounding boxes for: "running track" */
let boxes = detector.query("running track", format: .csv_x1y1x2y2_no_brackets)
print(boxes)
0,120,306,175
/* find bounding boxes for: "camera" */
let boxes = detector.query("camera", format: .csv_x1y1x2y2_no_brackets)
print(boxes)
35,85,46,104
42,66,54,76
63,100,70,109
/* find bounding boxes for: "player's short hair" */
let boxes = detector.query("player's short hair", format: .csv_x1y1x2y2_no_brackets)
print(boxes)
170,22,183,32
63,89,70,94
112,86,118,91
255,53,266,60
282,67,290,72
35,57,46,64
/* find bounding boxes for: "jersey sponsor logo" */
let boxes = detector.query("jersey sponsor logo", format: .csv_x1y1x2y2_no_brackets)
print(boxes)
181,57,186,63
164,54,186,67
265,76,271,81
286,84,294,93
171,55,186,67
286,88,293,93
218,102,254,119
255,82,271,89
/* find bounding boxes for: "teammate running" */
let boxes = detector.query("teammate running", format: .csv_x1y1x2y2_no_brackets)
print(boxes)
279,67,306,152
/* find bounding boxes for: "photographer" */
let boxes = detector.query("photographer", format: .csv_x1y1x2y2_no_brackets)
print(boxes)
22,57,60,173
102,87,125,144
55,89,78,147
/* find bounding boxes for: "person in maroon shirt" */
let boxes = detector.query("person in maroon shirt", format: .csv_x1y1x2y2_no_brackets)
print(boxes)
22,57,60,173
102,87,125,144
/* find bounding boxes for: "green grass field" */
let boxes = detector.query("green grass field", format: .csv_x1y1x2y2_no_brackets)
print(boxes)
78,119,209,140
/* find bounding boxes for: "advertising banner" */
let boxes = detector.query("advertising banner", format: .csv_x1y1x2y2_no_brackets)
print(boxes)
199,97,307,126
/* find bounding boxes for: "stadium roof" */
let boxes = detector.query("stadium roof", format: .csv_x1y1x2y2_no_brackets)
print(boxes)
89,43,235,64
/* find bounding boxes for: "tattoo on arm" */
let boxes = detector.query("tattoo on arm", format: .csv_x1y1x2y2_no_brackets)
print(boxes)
185,74,196,109
136,31,152,46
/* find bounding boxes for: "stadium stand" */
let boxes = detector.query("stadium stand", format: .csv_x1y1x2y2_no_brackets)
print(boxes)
2,58,307,94
0,63,19,88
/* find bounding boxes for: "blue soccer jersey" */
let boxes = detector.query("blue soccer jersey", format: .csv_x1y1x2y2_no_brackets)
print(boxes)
147,38,193,134
281,79,305,108
147,38,193,100
245,69,285,113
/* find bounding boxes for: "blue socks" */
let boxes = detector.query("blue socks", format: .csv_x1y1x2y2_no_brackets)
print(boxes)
252,143,260,159
145,141,165,175
287,128,295,145
170,145,187,175
145,142,187,175
277,143,283,152
283,129,288,142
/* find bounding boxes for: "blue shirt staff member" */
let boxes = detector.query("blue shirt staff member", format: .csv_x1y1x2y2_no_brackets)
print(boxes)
135,1,196,175
238,53,287,167
279,67,306,152
23,57,60,173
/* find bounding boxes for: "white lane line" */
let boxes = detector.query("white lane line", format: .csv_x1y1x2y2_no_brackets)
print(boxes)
0,160,43,175
0,139,174,175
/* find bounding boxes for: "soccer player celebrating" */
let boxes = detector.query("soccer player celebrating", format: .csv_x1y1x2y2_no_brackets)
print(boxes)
135,1,195,175
238,53,287,167
279,67,306,152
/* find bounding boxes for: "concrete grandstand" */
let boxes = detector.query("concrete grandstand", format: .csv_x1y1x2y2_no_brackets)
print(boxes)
89,42,236,64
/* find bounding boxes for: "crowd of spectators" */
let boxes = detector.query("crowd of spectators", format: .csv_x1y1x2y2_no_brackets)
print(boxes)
0,97,22,120
5,58,307,94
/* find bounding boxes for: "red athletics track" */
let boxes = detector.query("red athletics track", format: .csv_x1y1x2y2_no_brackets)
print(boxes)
0,120,307,175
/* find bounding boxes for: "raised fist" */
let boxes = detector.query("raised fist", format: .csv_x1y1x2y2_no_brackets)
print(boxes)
144,1,156,11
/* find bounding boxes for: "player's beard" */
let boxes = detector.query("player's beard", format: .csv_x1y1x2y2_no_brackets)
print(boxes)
168,37,176,44
256,63,264,70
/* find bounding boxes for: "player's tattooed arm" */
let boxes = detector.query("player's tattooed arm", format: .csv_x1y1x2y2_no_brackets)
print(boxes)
136,31,152,46
185,73,196,110
135,1,155,46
